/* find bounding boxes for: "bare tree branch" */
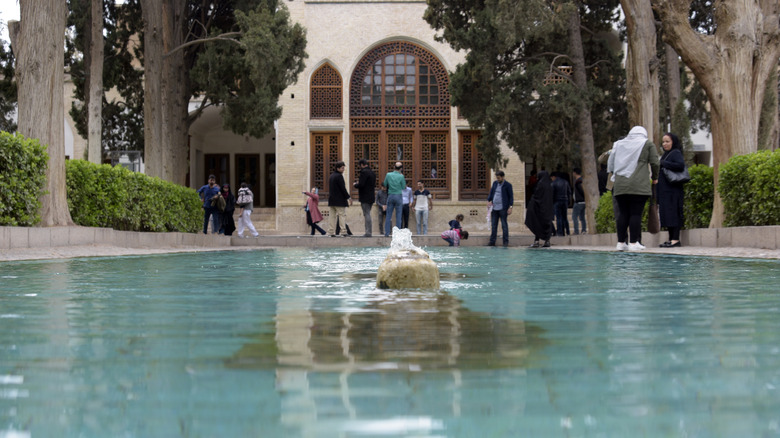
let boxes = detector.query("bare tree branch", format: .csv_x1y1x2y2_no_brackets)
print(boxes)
164,31,243,58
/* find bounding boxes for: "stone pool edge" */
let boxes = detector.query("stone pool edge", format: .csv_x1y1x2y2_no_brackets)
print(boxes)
1,225,779,261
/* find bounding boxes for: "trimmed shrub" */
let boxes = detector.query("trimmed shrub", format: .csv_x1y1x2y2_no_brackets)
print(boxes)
719,150,780,227
684,164,714,230
595,191,616,234
0,132,49,226
66,159,202,232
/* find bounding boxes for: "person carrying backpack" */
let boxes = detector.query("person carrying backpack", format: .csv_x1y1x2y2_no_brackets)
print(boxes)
236,182,259,238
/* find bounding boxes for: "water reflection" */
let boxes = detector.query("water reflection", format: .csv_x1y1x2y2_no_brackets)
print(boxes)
227,290,546,371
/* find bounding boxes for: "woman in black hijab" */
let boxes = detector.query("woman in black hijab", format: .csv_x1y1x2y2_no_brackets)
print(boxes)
657,132,686,247
525,170,554,247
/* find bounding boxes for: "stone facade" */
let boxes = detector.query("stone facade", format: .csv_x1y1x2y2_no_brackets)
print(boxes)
188,0,527,235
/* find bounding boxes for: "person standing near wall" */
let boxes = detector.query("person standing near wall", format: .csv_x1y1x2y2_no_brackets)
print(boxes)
353,159,376,237
608,126,659,251
401,182,413,229
382,162,406,236
657,132,686,248
412,180,433,235
571,168,586,234
376,186,388,236
328,161,352,237
487,170,514,247
551,172,571,236
197,174,221,234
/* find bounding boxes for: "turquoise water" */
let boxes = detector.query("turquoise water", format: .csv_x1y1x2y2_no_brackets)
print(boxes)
1,247,779,437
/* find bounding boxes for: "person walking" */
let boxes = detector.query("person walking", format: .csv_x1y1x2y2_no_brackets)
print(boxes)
353,159,376,237
382,162,406,236
327,161,352,236
551,172,571,236
657,132,686,248
376,187,388,236
303,188,327,235
525,170,554,248
487,170,514,247
197,174,221,234
236,182,259,238
571,168,586,234
412,180,433,235
608,126,659,251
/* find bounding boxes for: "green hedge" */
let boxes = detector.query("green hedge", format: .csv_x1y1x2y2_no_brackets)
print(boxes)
684,164,713,229
719,149,780,227
0,132,48,226
66,159,202,232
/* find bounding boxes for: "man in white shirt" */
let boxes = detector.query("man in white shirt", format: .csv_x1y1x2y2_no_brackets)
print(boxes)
401,182,413,229
412,180,433,235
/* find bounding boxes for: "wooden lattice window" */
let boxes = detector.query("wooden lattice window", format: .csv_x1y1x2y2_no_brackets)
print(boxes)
351,132,381,190
311,132,342,198
543,65,573,86
349,41,450,130
311,63,342,119
349,41,451,198
421,132,447,189
459,131,489,200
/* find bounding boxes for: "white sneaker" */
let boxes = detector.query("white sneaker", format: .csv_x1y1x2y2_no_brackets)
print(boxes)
628,242,646,251
616,242,629,251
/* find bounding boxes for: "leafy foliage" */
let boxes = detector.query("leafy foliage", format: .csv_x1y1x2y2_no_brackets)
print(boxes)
66,160,202,232
66,0,145,156
0,132,48,226
189,1,307,139
424,0,627,170
683,164,713,229
0,41,16,133
594,191,616,234
719,150,780,227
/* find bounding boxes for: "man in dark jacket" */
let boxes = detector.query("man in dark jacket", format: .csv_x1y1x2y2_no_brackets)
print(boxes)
328,161,352,236
487,170,514,247
353,159,376,237
551,172,571,236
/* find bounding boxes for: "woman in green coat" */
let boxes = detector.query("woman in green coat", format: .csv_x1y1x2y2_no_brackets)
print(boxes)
607,126,660,251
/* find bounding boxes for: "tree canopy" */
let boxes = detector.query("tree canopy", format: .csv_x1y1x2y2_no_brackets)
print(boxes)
424,0,627,171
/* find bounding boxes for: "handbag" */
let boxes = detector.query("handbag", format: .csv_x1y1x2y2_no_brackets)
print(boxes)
647,186,660,234
662,166,691,184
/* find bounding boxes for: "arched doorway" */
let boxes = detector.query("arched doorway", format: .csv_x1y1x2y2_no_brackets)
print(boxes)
349,41,451,199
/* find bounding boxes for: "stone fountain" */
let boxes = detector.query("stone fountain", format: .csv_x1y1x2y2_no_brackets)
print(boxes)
376,227,440,290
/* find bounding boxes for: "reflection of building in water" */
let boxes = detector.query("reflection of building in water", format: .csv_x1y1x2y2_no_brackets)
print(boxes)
227,291,545,435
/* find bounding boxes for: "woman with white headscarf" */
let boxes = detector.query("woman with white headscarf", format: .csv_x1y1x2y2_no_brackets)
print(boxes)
607,126,660,251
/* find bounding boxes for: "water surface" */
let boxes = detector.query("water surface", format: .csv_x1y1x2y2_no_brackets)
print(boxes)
1,248,779,437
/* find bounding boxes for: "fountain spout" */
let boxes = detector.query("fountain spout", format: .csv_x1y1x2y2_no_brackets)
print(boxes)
376,227,440,290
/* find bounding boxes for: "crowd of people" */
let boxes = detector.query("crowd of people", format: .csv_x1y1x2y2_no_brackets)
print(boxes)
524,125,687,251
199,127,687,251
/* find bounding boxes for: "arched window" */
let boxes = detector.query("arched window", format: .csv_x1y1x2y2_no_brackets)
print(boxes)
349,41,451,198
310,63,342,119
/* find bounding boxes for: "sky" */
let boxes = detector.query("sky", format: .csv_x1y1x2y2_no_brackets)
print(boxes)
0,0,19,43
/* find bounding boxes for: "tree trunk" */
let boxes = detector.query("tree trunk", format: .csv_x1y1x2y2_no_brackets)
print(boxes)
621,0,660,141
140,0,190,185
654,0,780,228
10,0,73,226
87,0,104,164
567,7,599,232
665,44,681,129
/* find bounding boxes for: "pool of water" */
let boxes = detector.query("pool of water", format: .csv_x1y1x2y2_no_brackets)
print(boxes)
1,247,779,437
